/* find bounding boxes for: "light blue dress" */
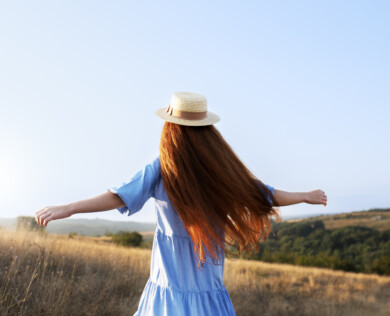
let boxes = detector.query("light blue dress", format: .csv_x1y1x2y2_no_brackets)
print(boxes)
109,156,274,316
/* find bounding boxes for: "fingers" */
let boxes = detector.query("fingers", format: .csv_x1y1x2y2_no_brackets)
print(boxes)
42,215,54,227
321,191,327,206
307,190,327,206
35,207,51,226
313,190,327,207
35,207,48,224
39,212,52,226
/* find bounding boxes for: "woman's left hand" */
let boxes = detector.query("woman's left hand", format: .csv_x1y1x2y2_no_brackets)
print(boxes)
305,189,327,206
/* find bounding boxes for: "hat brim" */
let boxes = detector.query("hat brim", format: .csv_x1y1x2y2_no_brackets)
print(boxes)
155,108,220,126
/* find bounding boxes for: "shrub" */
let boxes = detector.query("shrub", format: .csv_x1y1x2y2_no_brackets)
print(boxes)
17,216,45,232
111,231,143,247
68,232,78,238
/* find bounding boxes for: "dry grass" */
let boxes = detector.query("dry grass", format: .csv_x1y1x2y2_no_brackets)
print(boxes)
225,259,390,316
0,229,150,315
323,217,390,231
287,210,390,232
1,229,389,316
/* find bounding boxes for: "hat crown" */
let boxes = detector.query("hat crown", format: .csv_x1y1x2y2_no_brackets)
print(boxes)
170,92,207,113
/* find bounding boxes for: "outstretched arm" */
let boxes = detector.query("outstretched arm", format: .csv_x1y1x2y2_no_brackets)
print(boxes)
273,189,327,207
35,191,125,227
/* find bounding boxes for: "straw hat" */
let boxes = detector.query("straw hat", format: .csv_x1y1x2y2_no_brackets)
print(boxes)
155,91,220,126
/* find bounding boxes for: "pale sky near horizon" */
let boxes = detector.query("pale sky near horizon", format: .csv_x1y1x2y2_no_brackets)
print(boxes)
0,1,389,224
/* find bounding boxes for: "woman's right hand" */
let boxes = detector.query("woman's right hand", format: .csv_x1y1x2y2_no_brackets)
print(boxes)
35,205,73,227
305,190,327,206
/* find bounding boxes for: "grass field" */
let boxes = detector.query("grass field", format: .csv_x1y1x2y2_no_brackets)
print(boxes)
1,229,389,316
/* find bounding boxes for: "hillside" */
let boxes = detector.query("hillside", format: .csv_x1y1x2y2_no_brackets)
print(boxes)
225,207,390,275
286,208,390,231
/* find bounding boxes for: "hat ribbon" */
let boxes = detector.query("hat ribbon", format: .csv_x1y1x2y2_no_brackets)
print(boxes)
166,104,207,120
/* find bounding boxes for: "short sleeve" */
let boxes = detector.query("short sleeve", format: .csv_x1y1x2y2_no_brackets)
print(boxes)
265,184,274,197
108,157,161,216
255,179,274,206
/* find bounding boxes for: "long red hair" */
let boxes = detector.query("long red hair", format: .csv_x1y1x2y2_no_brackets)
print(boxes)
159,122,281,266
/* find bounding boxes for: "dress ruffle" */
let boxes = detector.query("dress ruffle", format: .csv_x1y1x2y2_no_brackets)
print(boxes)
134,278,236,316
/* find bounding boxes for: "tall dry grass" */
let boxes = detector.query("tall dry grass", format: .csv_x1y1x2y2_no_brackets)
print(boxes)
1,229,389,316
225,259,390,316
0,229,150,315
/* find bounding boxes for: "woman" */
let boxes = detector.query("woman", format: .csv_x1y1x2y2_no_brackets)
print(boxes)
35,91,327,315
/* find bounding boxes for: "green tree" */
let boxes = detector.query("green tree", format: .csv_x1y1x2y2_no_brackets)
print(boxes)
111,231,143,247
17,216,45,232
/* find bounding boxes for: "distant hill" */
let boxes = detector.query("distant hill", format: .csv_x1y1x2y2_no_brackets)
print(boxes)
285,207,390,231
1,207,389,236
0,217,156,236
233,207,390,275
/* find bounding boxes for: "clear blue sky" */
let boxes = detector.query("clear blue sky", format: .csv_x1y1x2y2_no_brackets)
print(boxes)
0,1,389,223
